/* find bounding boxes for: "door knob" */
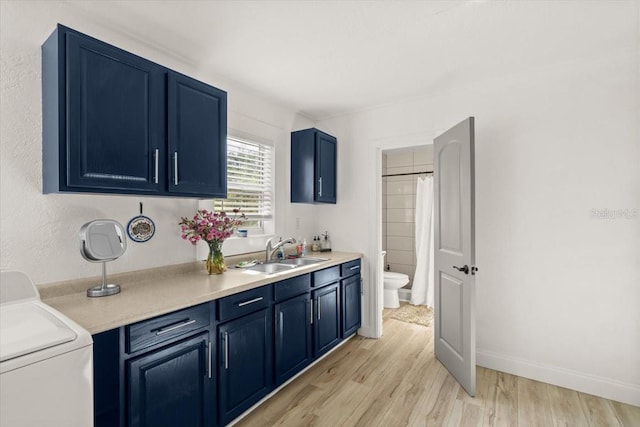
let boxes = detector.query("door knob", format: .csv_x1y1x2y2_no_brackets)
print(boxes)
453,265,469,274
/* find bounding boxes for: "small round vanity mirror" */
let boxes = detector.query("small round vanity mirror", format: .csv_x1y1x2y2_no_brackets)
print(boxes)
79,220,126,297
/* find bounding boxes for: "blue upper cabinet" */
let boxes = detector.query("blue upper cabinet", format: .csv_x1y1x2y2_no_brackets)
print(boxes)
291,128,337,204
168,72,227,197
42,25,227,198
65,31,164,193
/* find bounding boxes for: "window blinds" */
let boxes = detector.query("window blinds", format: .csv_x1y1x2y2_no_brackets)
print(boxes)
215,137,273,219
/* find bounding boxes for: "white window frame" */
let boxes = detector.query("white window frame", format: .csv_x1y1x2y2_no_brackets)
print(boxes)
212,134,275,236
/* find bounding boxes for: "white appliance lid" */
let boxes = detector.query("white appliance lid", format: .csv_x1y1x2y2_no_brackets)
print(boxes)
0,270,40,305
0,303,77,362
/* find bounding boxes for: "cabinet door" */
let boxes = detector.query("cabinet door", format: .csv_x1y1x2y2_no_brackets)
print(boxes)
168,72,227,197
93,329,120,427
341,274,362,338
315,132,337,203
65,31,164,192
218,308,273,425
313,283,341,357
127,332,214,427
274,293,312,385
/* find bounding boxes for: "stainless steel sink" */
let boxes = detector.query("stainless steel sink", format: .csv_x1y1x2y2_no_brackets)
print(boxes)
278,257,328,266
244,263,297,274
241,257,328,274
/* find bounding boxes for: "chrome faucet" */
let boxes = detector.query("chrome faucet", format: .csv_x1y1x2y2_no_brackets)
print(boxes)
265,236,296,262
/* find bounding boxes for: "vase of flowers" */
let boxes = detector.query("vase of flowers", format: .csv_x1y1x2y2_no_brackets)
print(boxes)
179,209,246,274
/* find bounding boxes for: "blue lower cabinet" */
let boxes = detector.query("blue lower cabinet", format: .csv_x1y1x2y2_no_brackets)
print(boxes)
341,274,362,338
313,282,341,357
93,260,362,426
218,308,273,425
274,292,313,385
127,332,215,427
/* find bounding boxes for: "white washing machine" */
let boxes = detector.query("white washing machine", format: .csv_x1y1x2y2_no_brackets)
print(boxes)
0,270,94,427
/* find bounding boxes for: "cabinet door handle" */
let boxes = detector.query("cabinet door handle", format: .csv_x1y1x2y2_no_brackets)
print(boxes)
207,341,212,379
317,298,321,320
310,299,313,325
349,265,360,271
318,177,323,197
173,151,179,185
153,149,159,184
223,332,229,369
238,296,263,307
155,319,196,336
279,312,284,332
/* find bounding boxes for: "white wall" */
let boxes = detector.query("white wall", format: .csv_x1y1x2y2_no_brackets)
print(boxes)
317,44,640,403
0,1,314,284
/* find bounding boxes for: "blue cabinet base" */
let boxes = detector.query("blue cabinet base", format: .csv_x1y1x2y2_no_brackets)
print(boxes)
92,260,361,427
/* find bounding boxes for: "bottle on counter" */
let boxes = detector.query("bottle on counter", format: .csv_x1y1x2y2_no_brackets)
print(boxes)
311,236,319,252
301,238,307,257
277,238,285,260
321,231,331,252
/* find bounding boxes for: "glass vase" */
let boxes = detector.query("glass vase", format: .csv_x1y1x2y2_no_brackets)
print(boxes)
206,241,226,274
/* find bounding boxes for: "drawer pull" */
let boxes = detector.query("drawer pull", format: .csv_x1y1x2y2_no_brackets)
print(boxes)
349,265,360,271
155,319,196,336
237,296,263,307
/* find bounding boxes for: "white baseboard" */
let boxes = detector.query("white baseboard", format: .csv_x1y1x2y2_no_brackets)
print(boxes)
398,288,411,302
477,349,640,406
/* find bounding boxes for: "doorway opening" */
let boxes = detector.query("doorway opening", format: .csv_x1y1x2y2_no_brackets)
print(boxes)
367,117,477,396
378,144,434,336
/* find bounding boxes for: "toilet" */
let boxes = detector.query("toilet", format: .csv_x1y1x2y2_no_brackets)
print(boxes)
383,271,409,308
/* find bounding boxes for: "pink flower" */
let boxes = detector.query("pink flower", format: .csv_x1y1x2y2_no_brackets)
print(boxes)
178,208,246,246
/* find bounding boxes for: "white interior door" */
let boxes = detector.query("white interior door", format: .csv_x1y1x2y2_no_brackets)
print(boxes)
433,117,477,396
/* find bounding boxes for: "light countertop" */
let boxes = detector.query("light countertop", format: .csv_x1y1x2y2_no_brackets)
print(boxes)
40,251,361,335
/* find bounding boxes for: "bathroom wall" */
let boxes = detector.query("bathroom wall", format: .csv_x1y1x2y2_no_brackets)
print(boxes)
381,146,433,288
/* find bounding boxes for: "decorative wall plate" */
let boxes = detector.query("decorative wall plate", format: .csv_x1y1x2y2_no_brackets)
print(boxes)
127,203,155,242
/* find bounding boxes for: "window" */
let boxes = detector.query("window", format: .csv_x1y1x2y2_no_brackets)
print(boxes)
214,136,273,231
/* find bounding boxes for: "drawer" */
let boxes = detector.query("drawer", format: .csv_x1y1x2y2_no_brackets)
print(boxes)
341,259,361,278
312,266,340,288
218,285,271,323
274,274,311,302
126,303,210,354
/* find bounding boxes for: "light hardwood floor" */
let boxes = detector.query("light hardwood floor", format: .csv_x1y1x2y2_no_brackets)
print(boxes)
235,306,640,427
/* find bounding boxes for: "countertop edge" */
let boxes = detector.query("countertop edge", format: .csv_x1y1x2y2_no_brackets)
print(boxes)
43,252,363,335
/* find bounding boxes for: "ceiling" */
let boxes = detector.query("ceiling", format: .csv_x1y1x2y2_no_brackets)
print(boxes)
66,0,637,120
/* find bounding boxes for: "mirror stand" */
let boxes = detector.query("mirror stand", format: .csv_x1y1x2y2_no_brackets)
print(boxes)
79,219,127,298
87,261,121,297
